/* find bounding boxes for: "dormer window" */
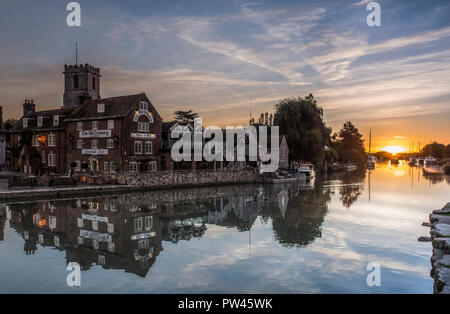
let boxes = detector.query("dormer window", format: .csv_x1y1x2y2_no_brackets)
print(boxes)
139,102,148,112
23,118,28,128
37,117,44,127
53,115,59,126
97,103,105,113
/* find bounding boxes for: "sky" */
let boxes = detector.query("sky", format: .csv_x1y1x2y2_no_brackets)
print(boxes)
0,0,449,151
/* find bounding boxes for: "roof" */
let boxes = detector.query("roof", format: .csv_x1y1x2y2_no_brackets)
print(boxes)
66,93,162,122
11,108,73,132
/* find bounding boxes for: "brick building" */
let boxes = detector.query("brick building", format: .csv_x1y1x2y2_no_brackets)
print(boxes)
10,63,163,175
65,93,162,174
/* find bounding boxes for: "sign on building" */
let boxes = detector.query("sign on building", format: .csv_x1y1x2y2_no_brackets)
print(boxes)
82,149,108,155
79,130,112,138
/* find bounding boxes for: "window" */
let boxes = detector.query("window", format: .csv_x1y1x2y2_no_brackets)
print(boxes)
104,162,109,173
42,151,46,164
91,140,98,149
48,152,56,167
150,161,156,172
138,122,150,132
144,141,152,154
77,122,83,131
134,217,143,232
76,161,81,171
73,75,79,89
129,162,137,172
37,116,43,127
144,216,153,231
92,121,98,130
107,119,114,129
23,118,28,128
48,133,56,147
92,77,96,90
139,101,148,111
134,141,142,154
107,139,114,149
77,140,83,149
110,162,117,173
53,115,59,126
97,103,105,113
32,135,39,147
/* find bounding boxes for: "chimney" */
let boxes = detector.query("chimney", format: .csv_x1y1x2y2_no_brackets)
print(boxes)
23,99,36,116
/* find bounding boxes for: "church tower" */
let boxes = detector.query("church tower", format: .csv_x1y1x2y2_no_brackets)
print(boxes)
63,64,101,108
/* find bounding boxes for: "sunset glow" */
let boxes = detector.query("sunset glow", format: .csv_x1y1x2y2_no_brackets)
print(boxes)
383,145,407,155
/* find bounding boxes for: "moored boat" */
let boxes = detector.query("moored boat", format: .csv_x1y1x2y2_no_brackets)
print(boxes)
298,163,315,180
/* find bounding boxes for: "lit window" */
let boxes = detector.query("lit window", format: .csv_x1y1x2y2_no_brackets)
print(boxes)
138,122,150,132
97,103,105,113
107,139,114,149
77,122,83,131
32,135,39,147
92,140,98,149
129,162,137,172
107,119,114,129
145,141,152,154
92,121,98,130
48,134,56,147
134,141,142,154
77,140,83,149
37,117,43,127
139,102,148,111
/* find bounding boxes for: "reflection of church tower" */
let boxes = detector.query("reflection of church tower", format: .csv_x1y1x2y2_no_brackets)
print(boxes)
63,64,101,108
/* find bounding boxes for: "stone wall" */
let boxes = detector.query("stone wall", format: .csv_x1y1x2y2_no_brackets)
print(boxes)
117,169,257,187
428,202,450,294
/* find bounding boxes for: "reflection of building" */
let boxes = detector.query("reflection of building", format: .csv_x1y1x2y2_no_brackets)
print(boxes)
0,204,6,241
8,197,162,278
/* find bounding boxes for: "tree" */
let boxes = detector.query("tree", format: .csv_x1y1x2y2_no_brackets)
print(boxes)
332,121,366,166
173,110,198,125
19,128,35,149
273,94,330,163
4,118,18,131
421,142,446,159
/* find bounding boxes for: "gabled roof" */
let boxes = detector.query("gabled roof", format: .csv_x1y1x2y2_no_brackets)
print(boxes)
66,93,162,122
11,108,73,132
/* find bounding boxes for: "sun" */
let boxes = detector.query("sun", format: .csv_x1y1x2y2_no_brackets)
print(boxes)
383,145,406,155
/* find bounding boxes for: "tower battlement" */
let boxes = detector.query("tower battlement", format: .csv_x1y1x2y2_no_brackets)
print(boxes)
64,63,101,75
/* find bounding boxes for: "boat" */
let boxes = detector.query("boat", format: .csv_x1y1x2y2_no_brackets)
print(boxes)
391,159,399,165
408,157,416,166
417,157,425,165
424,156,437,166
298,163,315,180
347,164,357,172
367,130,376,170
367,155,376,169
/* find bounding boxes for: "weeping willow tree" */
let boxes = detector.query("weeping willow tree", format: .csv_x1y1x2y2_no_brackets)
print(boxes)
273,94,331,164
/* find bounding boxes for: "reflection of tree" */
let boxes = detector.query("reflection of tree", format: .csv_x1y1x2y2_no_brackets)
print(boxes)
331,168,366,208
423,173,445,185
261,186,331,248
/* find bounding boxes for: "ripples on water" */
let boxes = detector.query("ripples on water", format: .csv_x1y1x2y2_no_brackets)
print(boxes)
0,162,448,293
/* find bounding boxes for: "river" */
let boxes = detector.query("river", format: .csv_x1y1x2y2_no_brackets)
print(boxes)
0,161,448,293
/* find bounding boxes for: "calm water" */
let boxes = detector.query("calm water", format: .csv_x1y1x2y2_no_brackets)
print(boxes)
0,162,448,293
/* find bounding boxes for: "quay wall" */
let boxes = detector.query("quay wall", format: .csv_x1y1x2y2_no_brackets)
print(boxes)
117,169,257,187
428,202,450,294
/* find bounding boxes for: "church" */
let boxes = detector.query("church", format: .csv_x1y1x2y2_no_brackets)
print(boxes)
9,63,163,175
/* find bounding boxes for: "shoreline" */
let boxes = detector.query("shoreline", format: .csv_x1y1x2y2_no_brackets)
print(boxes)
428,202,450,294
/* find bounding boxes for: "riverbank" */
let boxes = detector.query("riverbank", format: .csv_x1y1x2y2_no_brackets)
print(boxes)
429,202,450,294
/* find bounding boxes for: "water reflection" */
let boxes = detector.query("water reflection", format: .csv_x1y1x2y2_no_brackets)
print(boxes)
5,182,326,279
1,162,448,293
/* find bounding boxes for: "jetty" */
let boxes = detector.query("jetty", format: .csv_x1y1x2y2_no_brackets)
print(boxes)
428,202,450,294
